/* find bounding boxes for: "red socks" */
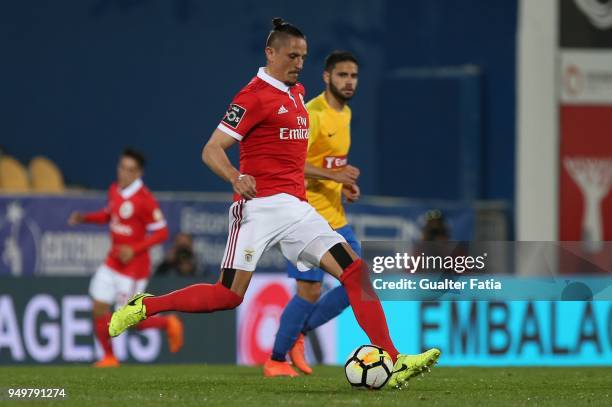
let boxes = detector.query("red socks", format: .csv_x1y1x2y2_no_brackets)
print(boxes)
135,315,169,331
139,263,398,362
143,282,243,317
340,259,400,362
94,313,113,357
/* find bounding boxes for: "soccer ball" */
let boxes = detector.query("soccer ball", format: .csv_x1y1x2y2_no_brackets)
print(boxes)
344,345,394,390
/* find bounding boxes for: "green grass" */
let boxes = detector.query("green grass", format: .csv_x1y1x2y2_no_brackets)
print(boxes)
1,365,611,406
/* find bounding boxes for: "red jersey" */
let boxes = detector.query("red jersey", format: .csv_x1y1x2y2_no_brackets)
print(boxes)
84,179,168,279
217,67,310,201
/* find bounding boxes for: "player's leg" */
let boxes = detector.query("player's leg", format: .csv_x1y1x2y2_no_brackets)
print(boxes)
109,268,250,337
280,226,358,373
92,300,117,367
266,264,321,376
286,279,320,373
109,200,257,337
300,284,349,334
280,204,399,358
296,279,322,302
89,265,120,367
289,206,440,388
270,278,320,364
300,225,359,333
317,244,440,388
123,278,184,353
143,196,253,315
143,268,250,315
272,266,322,363
135,314,184,353
317,243,400,357
268,226,361,376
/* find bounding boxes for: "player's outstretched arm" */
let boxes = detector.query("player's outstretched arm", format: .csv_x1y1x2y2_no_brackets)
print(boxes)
202,129,257,199
67,209,110,225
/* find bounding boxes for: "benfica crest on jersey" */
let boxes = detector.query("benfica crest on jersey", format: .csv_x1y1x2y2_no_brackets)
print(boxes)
244,249,255,263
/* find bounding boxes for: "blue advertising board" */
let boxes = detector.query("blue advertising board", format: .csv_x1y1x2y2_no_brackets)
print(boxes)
337,301,612,366
0,194,475,276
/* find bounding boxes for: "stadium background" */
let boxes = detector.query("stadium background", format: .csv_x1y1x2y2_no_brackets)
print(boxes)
1,0,612,368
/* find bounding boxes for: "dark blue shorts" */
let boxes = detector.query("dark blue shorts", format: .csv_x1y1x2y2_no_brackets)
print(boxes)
286,224,361,282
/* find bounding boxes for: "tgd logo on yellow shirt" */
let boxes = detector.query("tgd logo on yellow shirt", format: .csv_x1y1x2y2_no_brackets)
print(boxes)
323,155,347,169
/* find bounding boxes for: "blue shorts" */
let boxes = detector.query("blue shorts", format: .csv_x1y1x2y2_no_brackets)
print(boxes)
287,224,361,282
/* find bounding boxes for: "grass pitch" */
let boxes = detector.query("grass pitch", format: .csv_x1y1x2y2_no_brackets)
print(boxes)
1,365,611,406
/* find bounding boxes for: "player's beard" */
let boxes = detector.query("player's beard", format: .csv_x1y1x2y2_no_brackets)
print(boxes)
329,80,354,103
284,71,300,86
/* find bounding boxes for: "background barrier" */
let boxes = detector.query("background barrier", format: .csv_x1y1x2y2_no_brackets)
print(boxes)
0,276,236,364
0,194,479,276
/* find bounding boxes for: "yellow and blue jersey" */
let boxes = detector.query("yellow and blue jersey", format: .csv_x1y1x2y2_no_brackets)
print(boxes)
306,92,352,230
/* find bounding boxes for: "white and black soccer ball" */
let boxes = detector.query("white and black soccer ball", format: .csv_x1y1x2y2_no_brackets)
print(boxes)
344,344,394,390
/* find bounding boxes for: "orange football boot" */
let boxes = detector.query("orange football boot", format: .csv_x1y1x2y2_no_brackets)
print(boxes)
166,314,184,353
288,333,312,375
263,358,298,377
93,355,119,368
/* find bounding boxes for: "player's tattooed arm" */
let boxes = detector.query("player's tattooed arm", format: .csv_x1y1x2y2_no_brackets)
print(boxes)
305,162,360,185
202,129,257,199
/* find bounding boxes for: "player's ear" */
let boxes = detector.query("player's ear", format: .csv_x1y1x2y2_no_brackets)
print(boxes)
323,70,330,85
264,46,275,63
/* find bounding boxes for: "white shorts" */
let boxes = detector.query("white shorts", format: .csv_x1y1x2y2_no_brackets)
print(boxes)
89,264,148,308
221,193,345,272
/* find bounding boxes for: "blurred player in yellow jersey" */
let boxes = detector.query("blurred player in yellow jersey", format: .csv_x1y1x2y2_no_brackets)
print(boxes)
265,51,362,376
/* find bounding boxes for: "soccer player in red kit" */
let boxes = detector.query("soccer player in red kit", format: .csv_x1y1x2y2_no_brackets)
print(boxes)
68,148,183,367
109,20,439,388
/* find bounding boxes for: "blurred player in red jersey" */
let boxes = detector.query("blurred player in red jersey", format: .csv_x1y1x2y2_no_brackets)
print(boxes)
68,148,183,367
109,19,439,388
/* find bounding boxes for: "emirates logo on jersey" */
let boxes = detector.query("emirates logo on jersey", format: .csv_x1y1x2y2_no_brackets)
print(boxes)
279,128,309,140
323,155,348,169
110,218,133,236
279,116,309,140
119,201,134,219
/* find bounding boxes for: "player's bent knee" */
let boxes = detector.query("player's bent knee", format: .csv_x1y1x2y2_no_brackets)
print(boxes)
220,268,252,298
222,294,243,310
215,281,244,310
221,268,236,289
223,295,243,310
297,280,321,303
329,243,356,270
